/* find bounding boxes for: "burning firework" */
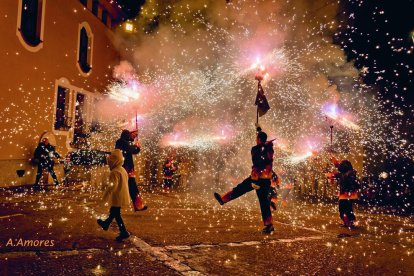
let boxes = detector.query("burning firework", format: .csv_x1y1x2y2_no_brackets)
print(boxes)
323,103,360,130
91,0,411,193
107,80,141,103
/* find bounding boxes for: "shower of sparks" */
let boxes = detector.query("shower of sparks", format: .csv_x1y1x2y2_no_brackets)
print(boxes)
322,103,360,130
107,81,141,103
288,151,314,164
0,2,412,254
88,0,414,196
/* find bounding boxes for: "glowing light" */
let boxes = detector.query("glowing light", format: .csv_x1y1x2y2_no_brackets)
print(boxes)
322,103,360,130
250,57,269,81
288,151,313,163
380,172,389,179
163,134,227,149
107,81,141,103
324,103,339,120
125,22,134,32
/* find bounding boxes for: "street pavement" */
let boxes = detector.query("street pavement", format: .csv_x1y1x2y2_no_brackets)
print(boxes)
0,184,413,275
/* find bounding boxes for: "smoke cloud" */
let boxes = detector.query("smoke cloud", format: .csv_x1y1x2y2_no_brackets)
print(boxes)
96,0,390,190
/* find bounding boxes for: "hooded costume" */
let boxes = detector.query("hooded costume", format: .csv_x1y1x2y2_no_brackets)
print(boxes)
97,150,130,242
102,149,130,207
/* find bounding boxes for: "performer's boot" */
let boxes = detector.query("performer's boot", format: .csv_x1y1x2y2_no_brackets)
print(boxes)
115,218,130,242
263,216,273,232
213,192,224,205
97,219,109,231
116,230,130,242
214,191,233,205
262,224,274,234
134,195,148,212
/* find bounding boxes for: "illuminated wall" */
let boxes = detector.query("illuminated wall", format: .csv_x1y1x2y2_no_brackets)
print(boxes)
0,0,123,186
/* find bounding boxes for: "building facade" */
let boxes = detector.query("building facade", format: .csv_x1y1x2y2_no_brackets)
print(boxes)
0,0,125,186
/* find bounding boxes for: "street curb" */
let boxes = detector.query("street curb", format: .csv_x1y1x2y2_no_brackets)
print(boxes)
129,235,205,276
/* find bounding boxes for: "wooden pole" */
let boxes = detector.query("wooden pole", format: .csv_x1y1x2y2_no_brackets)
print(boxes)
330,125,333,152
256,80,260,125
135,110,138,131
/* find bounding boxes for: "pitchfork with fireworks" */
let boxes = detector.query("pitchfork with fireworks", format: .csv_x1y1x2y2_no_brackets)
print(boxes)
107,79,142,133
322,103,360,153
251,59,270,125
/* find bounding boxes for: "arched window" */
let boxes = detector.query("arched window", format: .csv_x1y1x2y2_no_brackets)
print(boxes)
54,85,71,131
77,23,93,75
17,0,46,51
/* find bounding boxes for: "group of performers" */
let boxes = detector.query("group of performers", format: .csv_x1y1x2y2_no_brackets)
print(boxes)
214,127,360,234
33,126,359,240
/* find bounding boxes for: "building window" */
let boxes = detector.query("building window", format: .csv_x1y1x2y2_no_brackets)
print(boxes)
80,0,87,7
101,9,108,25
17,0,46,51
77,23,93,75
92,0,99,16
73,93,86,144
79,28,91,73
54,86,71,131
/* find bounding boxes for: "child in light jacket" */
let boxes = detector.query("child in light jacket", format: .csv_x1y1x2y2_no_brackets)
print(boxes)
97,150,131,241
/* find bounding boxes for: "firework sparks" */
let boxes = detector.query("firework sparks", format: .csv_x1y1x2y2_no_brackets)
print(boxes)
107,81,141,103
322,103,360,130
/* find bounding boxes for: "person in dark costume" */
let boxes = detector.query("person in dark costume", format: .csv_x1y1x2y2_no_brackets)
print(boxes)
213,128,275,234
326,157,360,228
33,138,61,188
162,157,176,193
115,129,147,211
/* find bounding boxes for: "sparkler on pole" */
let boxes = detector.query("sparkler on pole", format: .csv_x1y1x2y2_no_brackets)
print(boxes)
322,103,360,153
135,110,139,136
324,103,337,153
256,81,260,125
106,79,142,133
330,124,334,153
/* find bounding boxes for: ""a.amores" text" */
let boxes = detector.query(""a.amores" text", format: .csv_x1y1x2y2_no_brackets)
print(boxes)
5,238,55,247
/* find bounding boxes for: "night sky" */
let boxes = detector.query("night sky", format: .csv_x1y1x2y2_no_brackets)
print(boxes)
336,0,414,108
335,0,414,178
116,0,145,19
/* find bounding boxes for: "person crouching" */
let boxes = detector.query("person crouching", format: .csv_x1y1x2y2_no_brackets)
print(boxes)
97,150,130,242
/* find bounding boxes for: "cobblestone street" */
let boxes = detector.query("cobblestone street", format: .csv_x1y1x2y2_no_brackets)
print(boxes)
1,186,413,275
